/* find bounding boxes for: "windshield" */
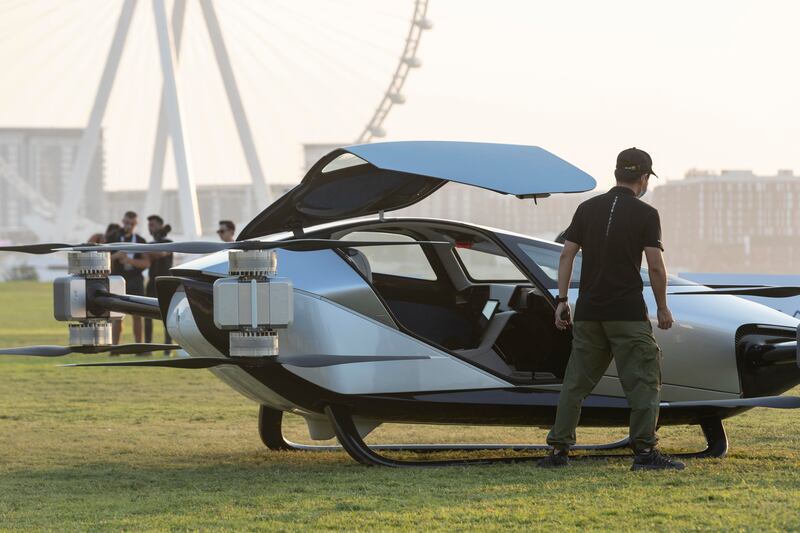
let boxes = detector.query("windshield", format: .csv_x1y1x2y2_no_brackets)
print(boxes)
515,241,698,287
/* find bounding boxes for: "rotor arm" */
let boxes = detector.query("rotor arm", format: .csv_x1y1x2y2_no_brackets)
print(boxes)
91,291,162,320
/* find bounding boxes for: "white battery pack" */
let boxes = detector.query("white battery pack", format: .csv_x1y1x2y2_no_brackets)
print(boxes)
212,277,293,330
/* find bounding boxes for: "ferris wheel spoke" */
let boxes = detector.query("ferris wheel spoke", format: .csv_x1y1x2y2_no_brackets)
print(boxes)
0,0,70,34
233,4,371,88
356,0,430,143
240,5,388,88
246,1,406,76
0,0,430,218
2,1,108,114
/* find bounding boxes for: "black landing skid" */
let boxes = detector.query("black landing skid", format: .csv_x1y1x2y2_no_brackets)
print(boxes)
258,405,728,467
258,405,630,455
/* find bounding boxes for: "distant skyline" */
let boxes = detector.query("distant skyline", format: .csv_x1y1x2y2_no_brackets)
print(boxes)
0,0,797,192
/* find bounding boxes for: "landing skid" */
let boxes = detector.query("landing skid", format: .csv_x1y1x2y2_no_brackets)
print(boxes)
258,405,631,454
258,405,729,466
673,417,728,459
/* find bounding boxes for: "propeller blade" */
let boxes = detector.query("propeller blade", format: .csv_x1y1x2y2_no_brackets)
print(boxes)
670,286,800,298
106,344,180,355
2,239,451,256
62,239,451,254
66,241,230,254
63,357,228,369
63,354,429,368
0,243,79,254
0,345,72,356
662,395,800,409
0,344,180,357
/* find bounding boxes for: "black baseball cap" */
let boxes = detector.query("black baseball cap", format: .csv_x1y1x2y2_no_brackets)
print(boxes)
615,147,659,180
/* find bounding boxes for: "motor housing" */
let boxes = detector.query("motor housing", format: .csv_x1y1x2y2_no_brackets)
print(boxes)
212,278,292,330
52,251,126,346
213,250,293,357
68,322,113,345
54,276,125,321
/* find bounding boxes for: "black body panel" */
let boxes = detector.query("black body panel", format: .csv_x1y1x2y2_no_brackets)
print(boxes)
156,275,230,355
737,324,800,397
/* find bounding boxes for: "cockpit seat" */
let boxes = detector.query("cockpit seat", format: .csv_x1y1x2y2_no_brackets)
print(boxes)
454,311,516,375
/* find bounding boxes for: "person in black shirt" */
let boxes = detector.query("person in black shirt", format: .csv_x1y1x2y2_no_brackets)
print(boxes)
144,215,174,352
111,211,149,345
539,148,683,471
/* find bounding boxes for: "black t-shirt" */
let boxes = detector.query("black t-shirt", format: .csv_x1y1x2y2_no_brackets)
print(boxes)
148,237,173,279
111,233,147,279
563,186,663,321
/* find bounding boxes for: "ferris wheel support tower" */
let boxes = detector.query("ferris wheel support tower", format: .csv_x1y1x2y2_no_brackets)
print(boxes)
54,0,429,240
56,0,273,239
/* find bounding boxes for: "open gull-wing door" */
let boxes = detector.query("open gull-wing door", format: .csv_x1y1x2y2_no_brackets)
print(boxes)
239,141,597,239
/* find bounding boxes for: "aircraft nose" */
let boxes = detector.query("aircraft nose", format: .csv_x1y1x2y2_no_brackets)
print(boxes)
738,325,800,397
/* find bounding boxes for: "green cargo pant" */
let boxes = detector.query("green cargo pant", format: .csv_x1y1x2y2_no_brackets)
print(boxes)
546,320,662,452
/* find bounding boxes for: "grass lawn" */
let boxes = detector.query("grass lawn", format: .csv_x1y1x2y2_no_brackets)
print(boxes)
1,281,799,531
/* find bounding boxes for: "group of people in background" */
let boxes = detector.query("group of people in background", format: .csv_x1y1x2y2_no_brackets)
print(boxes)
88,213,237,353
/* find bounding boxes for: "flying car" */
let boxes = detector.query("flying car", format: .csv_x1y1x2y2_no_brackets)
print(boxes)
2,141,799,467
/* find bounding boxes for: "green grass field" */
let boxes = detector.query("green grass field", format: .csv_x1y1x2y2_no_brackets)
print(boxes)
1,281,799,531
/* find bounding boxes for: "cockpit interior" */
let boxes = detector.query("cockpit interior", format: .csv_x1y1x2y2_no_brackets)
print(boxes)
321,220,573,384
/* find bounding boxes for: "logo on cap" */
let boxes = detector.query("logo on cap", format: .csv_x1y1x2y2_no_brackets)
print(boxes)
616,147,658,178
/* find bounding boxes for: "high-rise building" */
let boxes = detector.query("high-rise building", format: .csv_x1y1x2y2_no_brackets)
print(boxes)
0,128,105,242
650,169,800,273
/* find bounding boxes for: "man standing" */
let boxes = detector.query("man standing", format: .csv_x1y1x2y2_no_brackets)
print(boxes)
110,211,149,345
538,148,684,471
144,215,173,353
217,220,235,242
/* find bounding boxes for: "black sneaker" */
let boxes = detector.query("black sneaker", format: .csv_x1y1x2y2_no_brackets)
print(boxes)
631,449,685,471
537,450,569,468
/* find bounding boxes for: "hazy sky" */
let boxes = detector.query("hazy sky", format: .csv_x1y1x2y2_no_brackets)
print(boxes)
0,0,798,192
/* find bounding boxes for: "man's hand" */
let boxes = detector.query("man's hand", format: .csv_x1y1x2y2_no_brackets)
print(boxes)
111,251,126,263
657,307,674,330
555,302,572,330
645,247,673,330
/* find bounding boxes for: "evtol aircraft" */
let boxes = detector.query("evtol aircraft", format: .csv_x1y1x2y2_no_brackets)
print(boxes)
2,142,799,467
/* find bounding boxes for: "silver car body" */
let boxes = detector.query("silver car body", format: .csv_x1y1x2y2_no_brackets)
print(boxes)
173,224,798,398
163,142,799,439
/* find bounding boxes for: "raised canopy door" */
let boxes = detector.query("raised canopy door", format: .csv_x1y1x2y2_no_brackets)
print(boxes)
238,141,596,239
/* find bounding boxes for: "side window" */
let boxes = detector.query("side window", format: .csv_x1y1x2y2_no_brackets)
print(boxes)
342,231,437,281
518,243,582,283
454,246,526,281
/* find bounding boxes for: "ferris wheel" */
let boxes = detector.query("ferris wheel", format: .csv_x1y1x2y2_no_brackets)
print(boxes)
356,0,432,143
0,0,433,240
